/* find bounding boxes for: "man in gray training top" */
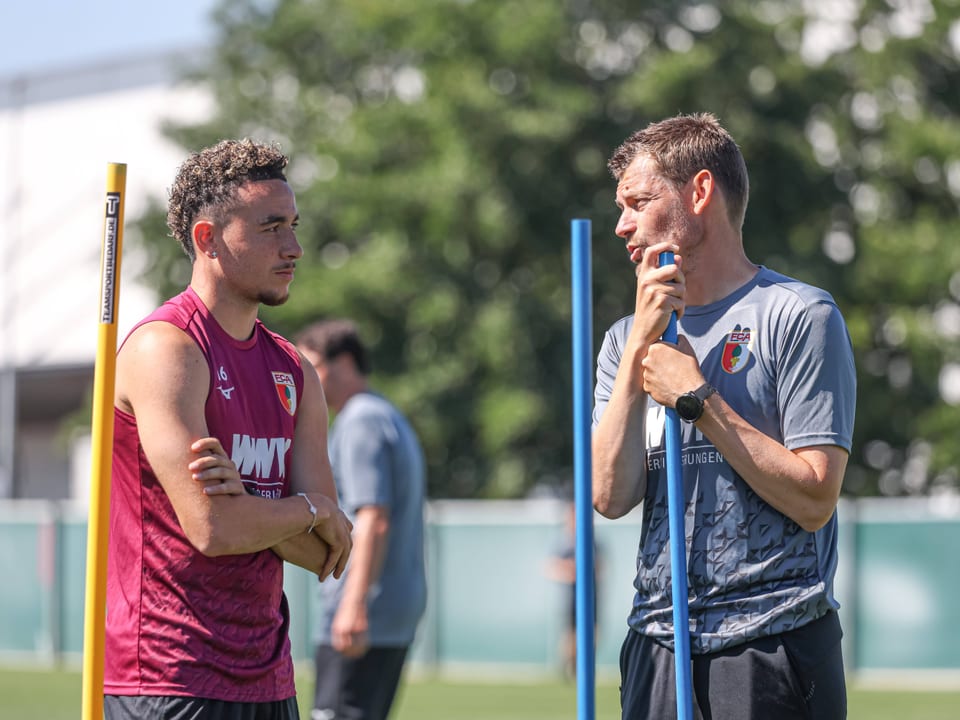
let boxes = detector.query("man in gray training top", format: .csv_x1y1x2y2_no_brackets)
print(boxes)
296,319,427,720
592,113,856,719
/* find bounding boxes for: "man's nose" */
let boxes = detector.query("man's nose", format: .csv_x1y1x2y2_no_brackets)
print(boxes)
283,234,303,259
615,211,635,239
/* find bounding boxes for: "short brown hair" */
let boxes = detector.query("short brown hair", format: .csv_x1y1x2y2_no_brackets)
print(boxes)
166,138,289,261
295,319,371,375
607,113,749,229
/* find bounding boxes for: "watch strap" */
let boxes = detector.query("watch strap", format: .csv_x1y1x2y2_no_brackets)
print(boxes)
693,382,717,403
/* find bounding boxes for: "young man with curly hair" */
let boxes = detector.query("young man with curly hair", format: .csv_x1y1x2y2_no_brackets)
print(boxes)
103,139,353,720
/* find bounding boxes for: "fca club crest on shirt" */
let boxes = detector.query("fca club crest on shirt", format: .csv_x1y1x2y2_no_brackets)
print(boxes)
721,325,752,374
272,371,297,415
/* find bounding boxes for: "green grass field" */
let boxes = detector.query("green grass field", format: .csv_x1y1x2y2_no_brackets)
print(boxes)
3,667,958,719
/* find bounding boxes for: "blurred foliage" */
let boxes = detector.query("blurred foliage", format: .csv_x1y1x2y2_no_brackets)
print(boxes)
132,0,960,499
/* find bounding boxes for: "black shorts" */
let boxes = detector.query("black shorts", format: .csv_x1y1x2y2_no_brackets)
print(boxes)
619,611,846,720
103,694,299,720
312,644,409,720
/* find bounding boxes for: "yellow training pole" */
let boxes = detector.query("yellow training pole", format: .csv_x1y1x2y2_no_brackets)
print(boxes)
81,163,126,720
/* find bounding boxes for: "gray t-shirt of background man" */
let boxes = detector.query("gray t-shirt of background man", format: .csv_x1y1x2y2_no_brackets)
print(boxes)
593,266,856,654
315,391,427,647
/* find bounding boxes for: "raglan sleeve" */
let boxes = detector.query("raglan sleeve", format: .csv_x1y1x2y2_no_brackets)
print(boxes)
336,412,393,512
592,322,625,430
777,300,856,452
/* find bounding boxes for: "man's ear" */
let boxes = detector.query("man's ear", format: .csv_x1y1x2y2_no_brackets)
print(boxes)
689,169,715,216
193,220,216,257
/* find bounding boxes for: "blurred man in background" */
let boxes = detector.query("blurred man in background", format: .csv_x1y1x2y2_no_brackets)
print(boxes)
296,319,427,720
544,501,602,681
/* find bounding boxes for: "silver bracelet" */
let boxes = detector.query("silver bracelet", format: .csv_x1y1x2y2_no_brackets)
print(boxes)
297,492,319,533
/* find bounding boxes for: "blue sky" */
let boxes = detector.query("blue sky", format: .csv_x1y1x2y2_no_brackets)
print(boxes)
0,0,219,77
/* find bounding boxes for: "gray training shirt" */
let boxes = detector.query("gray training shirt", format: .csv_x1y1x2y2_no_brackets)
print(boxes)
593,266,856,654
316,391,427,647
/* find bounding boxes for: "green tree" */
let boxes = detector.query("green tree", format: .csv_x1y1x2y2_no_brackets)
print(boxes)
813,0,960,496
133,0,960,498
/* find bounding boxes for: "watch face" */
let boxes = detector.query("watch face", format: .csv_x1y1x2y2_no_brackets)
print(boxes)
675,393,702,422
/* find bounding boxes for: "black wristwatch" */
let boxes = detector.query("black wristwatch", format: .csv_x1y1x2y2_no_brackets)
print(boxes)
674,382,717,423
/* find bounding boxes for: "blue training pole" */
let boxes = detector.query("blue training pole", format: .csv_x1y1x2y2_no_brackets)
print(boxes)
659,250,694,720
571,219,596,720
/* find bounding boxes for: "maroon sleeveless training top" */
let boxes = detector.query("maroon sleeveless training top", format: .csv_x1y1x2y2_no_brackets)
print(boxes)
104,287,304,701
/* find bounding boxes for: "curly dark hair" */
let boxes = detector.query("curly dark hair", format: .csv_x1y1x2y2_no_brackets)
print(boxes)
166,138,289,261
607,113,750,231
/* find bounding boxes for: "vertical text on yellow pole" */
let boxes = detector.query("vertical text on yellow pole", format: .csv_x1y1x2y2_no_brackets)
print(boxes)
81,162,126,720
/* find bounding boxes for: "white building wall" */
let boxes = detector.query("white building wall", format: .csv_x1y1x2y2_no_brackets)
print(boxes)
0,52,213,500
0,54,213,367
